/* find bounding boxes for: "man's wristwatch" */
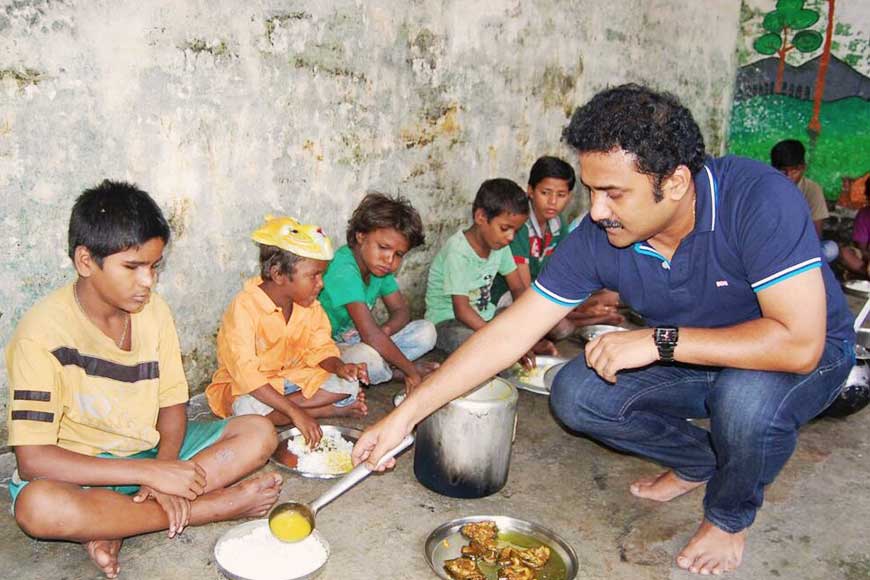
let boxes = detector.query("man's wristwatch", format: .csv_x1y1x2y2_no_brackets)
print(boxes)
654,326,679,362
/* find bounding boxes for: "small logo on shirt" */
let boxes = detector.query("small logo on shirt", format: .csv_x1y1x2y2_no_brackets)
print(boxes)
716,280,729,288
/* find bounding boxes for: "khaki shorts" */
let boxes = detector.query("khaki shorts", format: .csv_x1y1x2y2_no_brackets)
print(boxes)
232,376,359,416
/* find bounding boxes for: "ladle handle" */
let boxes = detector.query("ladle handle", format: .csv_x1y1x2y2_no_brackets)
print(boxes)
309,434,414,514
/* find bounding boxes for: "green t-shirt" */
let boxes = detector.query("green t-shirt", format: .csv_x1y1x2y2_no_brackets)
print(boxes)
425,229,517,325
491,211,566,304
319,245,400,340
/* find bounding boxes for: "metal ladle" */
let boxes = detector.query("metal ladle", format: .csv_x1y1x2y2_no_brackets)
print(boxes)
268,434,414,542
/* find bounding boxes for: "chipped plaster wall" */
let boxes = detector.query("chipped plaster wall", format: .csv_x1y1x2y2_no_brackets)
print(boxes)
0,0,741,413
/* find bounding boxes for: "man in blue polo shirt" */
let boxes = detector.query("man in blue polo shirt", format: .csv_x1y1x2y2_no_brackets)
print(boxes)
540,84,855,575
351,85,855,576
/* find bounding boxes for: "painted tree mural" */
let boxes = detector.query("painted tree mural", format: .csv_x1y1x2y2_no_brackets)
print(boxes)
808,0,834,135
730,0,870,203
753,0,823,93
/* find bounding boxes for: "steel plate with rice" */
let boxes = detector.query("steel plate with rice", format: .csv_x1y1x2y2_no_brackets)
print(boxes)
498,355,568,395
844,279,870,298
271,425,361,479
214,519,329,580
425,515,578,580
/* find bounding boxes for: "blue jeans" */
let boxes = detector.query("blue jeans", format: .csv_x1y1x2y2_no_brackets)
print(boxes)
550,338,853,533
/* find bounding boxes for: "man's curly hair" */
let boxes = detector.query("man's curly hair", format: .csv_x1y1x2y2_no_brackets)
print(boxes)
562,84,706,200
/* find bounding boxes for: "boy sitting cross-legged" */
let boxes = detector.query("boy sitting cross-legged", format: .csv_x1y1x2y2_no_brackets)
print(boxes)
425,178,557,360
7,180,281,579
205,216,368,447
319,193,439,394
491,156,624,339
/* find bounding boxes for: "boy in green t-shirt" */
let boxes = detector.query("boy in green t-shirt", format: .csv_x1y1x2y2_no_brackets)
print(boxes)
320,193,438,392
425,178,557,358
491,156,623,338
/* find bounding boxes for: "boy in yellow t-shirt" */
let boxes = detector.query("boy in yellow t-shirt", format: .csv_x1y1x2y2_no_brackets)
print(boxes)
6,181,280,579
205,216,369,447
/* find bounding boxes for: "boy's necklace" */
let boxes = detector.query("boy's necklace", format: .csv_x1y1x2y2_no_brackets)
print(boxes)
73,281,130,349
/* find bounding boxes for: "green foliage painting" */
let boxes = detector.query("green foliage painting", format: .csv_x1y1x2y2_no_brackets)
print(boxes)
729,0,869,201
753,0,822,94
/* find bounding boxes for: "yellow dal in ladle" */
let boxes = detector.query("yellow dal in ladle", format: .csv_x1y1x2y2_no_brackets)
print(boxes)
268,508,312,543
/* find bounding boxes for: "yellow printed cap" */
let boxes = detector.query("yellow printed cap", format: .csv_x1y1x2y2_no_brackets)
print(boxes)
251,215,334,261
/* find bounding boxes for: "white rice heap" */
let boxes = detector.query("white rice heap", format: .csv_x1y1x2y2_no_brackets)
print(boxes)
287,430,354,475
516,364,547,388
216,521,328,580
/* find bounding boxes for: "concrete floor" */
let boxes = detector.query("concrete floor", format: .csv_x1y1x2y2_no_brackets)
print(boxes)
2,338,870,580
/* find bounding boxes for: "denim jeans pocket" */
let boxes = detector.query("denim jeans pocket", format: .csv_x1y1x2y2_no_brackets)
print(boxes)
817,340,854,376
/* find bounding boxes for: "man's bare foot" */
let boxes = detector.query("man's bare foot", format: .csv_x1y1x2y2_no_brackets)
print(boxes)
331,398,368,418
630,470,705,502
676,519,746,575
85,539,122,578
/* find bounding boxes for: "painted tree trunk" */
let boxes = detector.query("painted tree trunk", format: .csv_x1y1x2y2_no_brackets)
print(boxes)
775,27,791,94
808,0,835,136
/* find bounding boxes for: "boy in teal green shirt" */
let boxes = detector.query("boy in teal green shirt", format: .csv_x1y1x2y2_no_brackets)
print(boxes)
425,227,517,326
425,178,557,357
320,193,438,392
321,244,400,334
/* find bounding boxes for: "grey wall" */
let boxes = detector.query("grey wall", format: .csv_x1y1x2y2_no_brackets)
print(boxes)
0,0,741,413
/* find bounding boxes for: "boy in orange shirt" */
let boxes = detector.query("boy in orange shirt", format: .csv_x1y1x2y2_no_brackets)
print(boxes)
205,217,368,446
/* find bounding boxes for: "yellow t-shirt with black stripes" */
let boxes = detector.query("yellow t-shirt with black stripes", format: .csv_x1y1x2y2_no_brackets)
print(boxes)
6,284,189,457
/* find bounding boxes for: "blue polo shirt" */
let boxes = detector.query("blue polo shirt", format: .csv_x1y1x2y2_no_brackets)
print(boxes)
534,156,854,343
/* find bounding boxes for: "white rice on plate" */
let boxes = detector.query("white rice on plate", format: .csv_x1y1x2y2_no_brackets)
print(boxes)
287,430,354,475
216,521,328,580
846,279,870,293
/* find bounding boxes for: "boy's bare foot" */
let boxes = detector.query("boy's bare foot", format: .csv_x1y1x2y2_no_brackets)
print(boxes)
416,361,440,377
331,398,368,418
85,538,122,578
601,312,626,326
227,472,283,519
676,519,746,575
630,470,705,502
392,362,440,382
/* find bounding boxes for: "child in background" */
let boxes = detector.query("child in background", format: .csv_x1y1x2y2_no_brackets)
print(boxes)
770,139,829,238
319,193,439,393
425,178,557,358
205,216,368,446
7,181,280,579
492,156,623,339
840,179,870,278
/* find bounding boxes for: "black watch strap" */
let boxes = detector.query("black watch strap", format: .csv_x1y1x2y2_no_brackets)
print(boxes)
654,326,679,362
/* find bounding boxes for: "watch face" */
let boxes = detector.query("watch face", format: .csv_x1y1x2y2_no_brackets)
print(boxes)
656,327,678,343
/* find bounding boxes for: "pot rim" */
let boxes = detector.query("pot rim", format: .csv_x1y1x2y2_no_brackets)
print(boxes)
449,377,519,409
